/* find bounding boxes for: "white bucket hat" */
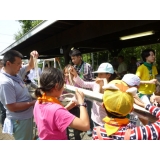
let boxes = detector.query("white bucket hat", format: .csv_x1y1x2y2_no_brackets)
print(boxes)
92,63,114,74
122,74,140,86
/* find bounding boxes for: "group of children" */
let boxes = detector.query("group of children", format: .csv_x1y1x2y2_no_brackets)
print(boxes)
31,48,160,140
33,48,160,140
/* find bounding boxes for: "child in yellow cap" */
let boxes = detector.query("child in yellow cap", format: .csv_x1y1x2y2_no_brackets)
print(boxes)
108,74,157,126
92,84,160,140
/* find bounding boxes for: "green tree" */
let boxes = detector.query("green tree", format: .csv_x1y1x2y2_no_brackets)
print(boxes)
14,20,43,40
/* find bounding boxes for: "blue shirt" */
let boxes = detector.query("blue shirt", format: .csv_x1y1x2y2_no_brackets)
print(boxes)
0,66,33,120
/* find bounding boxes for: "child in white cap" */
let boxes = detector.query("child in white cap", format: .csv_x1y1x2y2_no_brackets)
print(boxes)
69,62,116,127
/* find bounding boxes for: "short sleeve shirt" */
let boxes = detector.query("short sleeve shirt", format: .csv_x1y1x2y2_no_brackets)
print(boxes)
0,66,33,120
136,64,158,94
33,101,75,140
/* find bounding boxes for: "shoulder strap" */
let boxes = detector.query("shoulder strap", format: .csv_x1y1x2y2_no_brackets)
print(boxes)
124,129,131,140
96,126,103,140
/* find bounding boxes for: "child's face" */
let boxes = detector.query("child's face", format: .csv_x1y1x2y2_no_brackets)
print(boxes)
64,68,73,83
64,68,69,78
98,73,110,79
146,51,155,63
71,55,81,65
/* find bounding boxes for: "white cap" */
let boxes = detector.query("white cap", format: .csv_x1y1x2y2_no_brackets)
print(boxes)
122,74,140,86
92,63,114,74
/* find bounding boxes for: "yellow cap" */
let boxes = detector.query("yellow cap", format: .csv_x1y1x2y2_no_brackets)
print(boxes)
103,89,134,117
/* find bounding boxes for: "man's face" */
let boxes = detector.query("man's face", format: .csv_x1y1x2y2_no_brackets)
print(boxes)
71,55,81,65
146,51,155,63
8,57,22,75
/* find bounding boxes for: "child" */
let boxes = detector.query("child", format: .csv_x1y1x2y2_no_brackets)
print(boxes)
108,73,157,126
69,62,117,127
33,68,90,140
92,84,160,140
63,64,82,140
108,74,146,126
136,49,158,101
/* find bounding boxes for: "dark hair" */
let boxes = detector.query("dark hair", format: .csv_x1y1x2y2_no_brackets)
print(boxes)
69,49,81,57
141,49,155,62
108,72,117,82
3,50,23,66
35,68,65,97
105,107,126,119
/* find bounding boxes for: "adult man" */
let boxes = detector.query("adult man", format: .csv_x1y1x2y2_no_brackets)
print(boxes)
116,55,127,79
0,50,39,140
69,49,94,136
136,49,158,102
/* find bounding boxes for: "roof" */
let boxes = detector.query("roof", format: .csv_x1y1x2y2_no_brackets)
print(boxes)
1,20,160,58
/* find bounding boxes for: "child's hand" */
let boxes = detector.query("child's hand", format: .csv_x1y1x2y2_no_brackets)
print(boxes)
149,79,157,84
64,100,78,111
95,78,108,93
75,89,84,104
150,95,160,104
95,77,104,85
69,66,78,77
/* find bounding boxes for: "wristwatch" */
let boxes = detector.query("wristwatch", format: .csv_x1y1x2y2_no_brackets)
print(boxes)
78,102,87,108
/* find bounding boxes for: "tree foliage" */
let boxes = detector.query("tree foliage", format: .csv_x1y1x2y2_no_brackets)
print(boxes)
82,43,160,72
14,20,43,40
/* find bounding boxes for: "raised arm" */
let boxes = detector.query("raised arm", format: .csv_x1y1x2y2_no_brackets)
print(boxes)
69,66,94,89
26,50,39,72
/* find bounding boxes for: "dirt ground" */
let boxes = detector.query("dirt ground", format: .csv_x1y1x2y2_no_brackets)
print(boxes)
0,124,92,140
0,124,14,140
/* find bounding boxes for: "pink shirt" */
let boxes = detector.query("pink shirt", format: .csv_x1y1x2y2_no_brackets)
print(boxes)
73,76,107,126
33,101,75,140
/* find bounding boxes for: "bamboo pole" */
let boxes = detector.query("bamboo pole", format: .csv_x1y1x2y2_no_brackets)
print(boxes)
64,84,157,122
64,84,103,102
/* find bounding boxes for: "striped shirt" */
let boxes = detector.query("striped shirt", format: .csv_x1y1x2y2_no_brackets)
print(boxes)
92,104,160,140
73,61,93,81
